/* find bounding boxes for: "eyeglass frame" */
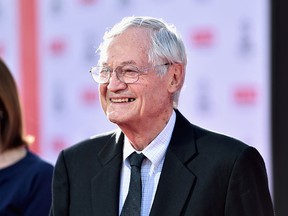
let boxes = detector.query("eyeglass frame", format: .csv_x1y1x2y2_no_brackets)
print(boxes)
89,63,170,84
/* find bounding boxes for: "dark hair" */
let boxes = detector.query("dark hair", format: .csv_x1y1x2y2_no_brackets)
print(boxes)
0,58,29,152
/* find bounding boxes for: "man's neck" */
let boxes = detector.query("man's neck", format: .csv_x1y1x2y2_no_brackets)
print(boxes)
120,110,174,151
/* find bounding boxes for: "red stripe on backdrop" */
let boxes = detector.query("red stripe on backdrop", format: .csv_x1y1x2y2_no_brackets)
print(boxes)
19,0,40,153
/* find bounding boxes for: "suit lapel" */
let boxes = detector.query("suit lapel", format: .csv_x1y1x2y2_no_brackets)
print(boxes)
89,110,198,216
91,130,124,216
150,110,198,216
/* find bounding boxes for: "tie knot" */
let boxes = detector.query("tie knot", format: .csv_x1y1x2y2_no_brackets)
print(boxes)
129,152,145,168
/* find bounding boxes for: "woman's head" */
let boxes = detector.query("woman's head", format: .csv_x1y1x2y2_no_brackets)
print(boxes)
0,59,28,152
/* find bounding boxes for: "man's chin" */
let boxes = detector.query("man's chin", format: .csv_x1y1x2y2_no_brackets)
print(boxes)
106,110,132,124
106,113,121,124
108,117,118,124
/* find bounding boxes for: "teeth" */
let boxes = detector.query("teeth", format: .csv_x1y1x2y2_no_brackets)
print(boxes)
110,98,135,103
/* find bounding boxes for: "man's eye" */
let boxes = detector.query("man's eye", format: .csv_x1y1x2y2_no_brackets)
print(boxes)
123,69,137,73
100,68,110,73
122,66,139,73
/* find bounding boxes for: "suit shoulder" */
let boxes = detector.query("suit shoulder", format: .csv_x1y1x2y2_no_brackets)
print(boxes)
192,124,250,155
191,125,265,173
62,129,119,156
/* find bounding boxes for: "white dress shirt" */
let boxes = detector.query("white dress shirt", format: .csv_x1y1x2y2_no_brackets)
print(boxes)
119,111,176,216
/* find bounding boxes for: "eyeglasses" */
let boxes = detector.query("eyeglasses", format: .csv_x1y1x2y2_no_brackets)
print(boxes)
89,63,169,84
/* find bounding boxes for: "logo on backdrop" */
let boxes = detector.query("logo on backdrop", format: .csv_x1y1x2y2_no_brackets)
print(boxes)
190,27,215,48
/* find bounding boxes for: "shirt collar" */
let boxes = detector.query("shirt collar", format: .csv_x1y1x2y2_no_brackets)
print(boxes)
123,110,176,169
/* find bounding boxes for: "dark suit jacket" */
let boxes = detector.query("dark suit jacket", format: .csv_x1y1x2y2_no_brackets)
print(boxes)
50,110,274,216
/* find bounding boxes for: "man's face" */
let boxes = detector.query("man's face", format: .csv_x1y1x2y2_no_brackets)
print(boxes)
98,28,173,128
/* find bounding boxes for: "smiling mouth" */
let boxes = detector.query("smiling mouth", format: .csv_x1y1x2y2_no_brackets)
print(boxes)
110,98,136,103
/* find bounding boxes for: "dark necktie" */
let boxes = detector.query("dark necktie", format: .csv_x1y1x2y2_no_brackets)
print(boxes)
120,152,145,216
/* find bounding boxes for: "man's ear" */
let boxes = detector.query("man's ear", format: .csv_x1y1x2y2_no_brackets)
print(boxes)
168,64,184,93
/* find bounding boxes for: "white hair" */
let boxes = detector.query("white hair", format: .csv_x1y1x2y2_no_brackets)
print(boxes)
97,16,187,108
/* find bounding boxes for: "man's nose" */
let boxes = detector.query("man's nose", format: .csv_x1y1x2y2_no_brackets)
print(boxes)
107,71,127,90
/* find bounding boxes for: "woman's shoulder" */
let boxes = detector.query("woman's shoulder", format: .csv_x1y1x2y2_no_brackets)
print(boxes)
25,150,54,174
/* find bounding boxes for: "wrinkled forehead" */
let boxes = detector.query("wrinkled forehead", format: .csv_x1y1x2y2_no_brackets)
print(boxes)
98,27,151,65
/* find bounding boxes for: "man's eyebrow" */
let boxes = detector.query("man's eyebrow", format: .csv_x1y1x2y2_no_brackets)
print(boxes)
120,60,137,66
100,60,138,67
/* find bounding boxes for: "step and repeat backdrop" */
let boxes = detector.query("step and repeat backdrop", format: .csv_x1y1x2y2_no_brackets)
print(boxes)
0,0,271,190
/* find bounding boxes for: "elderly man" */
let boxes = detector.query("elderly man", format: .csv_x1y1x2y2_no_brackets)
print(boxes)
50,16,274,216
